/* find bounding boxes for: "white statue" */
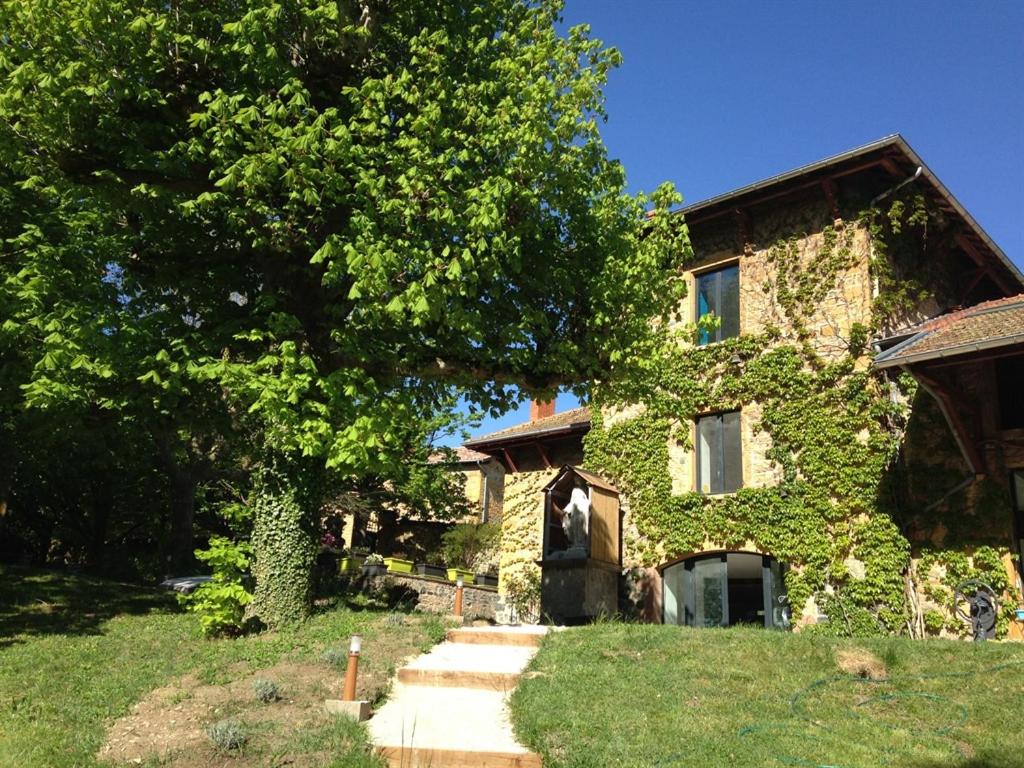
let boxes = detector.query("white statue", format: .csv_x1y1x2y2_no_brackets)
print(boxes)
560,483,591,552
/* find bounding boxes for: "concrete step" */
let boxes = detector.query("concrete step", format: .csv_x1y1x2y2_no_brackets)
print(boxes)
369,684,538,760
396,667,521,690
377,746,542,767
370,627,548,767
446,625,549,648
395,641,535,690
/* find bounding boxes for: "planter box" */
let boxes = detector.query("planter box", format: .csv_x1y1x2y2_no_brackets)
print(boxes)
362,564,387,577
475,573,498,587
338,556,365,574
384,557,414,574
415,563,447,578
446,568,475,585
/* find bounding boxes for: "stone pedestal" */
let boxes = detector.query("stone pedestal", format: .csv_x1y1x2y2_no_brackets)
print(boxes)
539,557,618,624
324,699,371,721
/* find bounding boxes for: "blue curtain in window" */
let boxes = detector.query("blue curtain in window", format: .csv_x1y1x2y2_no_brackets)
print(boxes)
696,264,740,345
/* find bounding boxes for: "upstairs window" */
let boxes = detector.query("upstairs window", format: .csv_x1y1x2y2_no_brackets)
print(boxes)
696,264,740,345
697,411,742,494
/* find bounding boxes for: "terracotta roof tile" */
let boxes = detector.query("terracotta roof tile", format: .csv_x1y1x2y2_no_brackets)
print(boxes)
427,445,493,464
874,294,1024,367
465,405,591,447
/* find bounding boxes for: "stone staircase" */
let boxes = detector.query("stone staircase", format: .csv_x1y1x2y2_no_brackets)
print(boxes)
369,625,547,767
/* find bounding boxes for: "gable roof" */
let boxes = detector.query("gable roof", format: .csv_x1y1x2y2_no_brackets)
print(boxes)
678,134,1023,293
541,464,619,495
464,406,591,449
873,294,1024,368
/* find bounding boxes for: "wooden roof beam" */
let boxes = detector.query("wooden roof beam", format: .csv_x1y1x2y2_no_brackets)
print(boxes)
956,233,1015,295
914,368,987,477
502,448,519,474
822,178,841,221
536,442,552,469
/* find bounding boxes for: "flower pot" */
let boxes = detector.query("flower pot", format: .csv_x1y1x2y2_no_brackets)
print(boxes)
338,556,365,574
362,564,387,577
475,573,498,587
446,568,475,585
415,563,447,578
384,557,414,574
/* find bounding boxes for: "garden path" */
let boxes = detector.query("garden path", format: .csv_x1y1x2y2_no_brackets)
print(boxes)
369,625,547,767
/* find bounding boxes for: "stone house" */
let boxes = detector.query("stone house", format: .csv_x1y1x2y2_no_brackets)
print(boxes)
429,445,506,525
458,135,1024,637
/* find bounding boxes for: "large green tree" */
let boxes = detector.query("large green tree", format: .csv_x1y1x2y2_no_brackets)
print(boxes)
1,0,686,625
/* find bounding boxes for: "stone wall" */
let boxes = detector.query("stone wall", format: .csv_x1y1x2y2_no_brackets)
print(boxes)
497,468,558,595
365,572,499,621
659,209,875,497
455,459,505,523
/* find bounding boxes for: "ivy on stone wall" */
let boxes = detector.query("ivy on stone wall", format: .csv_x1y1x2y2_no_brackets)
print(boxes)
584,196,1018,637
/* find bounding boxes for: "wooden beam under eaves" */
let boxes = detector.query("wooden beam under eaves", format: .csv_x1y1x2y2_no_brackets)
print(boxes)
536,443,552,469
914,369,987,478
955,233,1015,295
735,207,751,253
502,448,518,474
822,178,841,220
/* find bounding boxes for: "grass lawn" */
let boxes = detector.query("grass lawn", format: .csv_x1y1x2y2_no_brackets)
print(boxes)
510,623,1024,768
0,565,447,768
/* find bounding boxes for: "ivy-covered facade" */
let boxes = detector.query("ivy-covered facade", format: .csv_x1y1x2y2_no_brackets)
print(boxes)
464,136,1024,638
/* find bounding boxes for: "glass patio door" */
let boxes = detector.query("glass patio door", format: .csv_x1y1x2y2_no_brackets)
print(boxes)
692,554,728,627
663,552,787,629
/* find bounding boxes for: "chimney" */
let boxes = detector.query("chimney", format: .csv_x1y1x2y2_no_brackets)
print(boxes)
530,399,556,422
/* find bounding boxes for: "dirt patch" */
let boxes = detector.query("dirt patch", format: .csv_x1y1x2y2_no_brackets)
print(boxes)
98,614,440,766
835,647,888,680
99,660,333,765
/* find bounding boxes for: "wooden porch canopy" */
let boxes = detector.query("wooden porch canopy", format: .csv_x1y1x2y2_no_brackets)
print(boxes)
874,294,1024,477
541,465,621,567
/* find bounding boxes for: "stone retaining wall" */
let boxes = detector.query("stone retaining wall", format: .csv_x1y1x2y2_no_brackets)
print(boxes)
365,572,499,621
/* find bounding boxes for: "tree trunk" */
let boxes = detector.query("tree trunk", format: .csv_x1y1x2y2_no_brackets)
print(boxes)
87,476,113,572
246,472,318,628
167,469,197,574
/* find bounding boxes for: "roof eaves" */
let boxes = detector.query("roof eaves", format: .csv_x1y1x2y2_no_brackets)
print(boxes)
873,327,933,367
677,135,904,218
677,134,1023,289
874,331,1024,369
464,419,591,449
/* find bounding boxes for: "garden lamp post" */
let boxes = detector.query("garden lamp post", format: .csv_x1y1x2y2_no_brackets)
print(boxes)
454,575,464,618
342,634,361,701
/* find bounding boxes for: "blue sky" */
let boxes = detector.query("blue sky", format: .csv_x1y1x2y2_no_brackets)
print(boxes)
455,0,1024,444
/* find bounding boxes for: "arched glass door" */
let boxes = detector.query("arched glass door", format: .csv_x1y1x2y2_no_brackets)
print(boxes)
662,552,788,629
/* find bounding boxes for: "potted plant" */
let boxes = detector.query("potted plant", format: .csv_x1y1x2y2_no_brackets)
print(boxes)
415,562,447,578
440,523,498,587
475,571,498,587
384,556,414,574
338,548,366,574
362,553,386,577
446,567,475,584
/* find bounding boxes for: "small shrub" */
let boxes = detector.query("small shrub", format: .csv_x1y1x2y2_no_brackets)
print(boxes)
440,523,499,571
503,568,541,624
179,536,253,636
322,647,348,668
206,719,247,751
253,678,279,703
